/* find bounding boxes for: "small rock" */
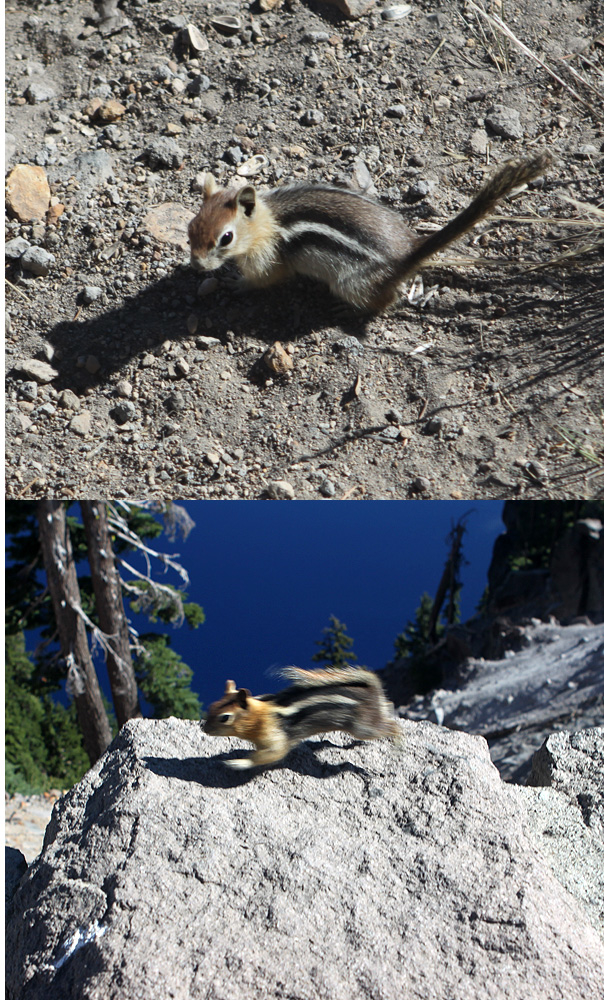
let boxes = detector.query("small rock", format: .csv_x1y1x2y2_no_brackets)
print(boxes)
196,335,221,349
18,382,38,402
262,342,294,375
469,129,489,156
15,359,58,384
385,407,403,424
266,480,295,500
110,400,136,425
187,75,211,96
21,247,56,278
205,451,221,466
5,236,31,260
301,109,325,126
85,355,101,375
25,81,56,104
302,30,331,43
164,392,185,414
434,95,451,112
143,138,184,171
319,479,336,498
5,164,51,222
485,105,523,141
70,411,92,436
143,203,192,252
224,145,244,165
174,358,190,377
411,475,431,493
386,104,408,119
115,380,132,398
38,402,56,418
86,98,126,122
161,15,187,33
197,278,219,297
425,416,446,436
58,389,81,410
82,285,103,304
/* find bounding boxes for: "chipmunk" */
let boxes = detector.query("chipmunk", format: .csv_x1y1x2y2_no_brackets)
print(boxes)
204,666,400,769
188,152,552,312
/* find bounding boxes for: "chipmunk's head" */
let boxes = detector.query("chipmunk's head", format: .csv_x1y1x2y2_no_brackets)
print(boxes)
204,678,262,739
188,174,258,272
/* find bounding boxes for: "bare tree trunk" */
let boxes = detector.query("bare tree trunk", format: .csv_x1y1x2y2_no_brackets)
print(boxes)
428,519,467,643
81,501,142,727
36,501,112,764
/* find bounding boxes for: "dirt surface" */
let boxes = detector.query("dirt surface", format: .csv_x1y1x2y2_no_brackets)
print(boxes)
5,0,604,500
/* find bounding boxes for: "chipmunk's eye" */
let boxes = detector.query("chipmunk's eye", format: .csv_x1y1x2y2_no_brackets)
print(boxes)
219,231,234,248
218,712,232,723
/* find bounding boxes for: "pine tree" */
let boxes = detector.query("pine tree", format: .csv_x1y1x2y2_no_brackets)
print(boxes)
5,501,205,789
312,615,358,669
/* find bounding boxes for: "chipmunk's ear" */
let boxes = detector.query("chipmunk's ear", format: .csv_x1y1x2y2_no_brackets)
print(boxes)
236,186,256,217
203,173,218,198
236,687,251,708
224,679,237,694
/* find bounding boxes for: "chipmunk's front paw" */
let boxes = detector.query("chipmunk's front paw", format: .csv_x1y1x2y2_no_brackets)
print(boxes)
225,756,253,770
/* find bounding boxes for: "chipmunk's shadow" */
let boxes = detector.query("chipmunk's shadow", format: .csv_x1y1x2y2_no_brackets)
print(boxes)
28,270,371,393
144,742,370,789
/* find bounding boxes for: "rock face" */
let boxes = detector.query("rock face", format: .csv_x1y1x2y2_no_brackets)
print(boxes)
401,621,604,782
5,718,604,1000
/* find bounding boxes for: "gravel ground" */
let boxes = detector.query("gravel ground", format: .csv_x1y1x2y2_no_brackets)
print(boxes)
5,0,604,499
5,791,62,864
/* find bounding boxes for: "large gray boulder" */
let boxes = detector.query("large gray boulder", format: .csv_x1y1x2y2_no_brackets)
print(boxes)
6,718,604,1000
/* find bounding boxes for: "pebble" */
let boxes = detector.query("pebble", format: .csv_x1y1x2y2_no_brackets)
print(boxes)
301,109,324,126
485,104,523,141
196,335,221,349
174,358,190,376
143,138,184,170
319,478,336,498
302,30,331,43
15,359,58,384
25,81,56,104
18,382,38,402
164,391,185,413
266,480,295,500
575,144,598,158
262,342,294,374
58,389,81,410
411,475,431,493
38,402,56,418
143,202,192,252
70,411,92,436
115,380,133,398
187,74,211,96
469,129,489,156
5,236,31,260
86,98,126,122
82,285,103,304
111,400,136,424
386,407,403,424
386,104,408,119
5,164,51,222
85,355,101,375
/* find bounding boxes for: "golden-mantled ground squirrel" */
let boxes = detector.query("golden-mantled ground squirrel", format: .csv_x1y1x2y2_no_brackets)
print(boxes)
204,666,400,769
188,152,552,312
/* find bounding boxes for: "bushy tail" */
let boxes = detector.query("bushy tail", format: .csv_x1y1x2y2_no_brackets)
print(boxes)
279,665,381,688
395,151,553,280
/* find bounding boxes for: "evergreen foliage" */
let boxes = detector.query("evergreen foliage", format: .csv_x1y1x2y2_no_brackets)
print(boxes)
312,615,358,669
5,502,205,793
5,632,90,793
135,635,202,720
